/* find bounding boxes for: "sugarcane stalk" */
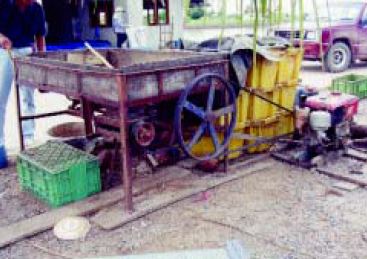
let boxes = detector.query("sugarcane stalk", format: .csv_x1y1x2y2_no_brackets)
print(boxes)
218,0,226,49
290,0,296,46
252,0,259,88
277,0,282,28
299,0,304,49
312,0,324,70
268,0,273,28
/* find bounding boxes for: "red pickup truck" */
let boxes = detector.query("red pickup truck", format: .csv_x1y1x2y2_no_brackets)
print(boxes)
275,1,367,72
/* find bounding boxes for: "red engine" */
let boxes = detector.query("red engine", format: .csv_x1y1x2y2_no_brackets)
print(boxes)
305,92,359,124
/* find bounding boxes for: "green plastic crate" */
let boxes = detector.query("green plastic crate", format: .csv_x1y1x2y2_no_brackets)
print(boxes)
331,74,367,98
17,141,101,208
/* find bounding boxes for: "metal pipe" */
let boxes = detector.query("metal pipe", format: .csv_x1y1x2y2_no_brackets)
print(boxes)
117,74,134,212
21,110,70,121
225,133,293,155
81,98,94,136
15,83,24,150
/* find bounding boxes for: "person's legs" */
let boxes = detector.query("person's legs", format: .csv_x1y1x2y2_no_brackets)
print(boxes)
117,33,128,48
12,48,35,143
117,33,123,48
19,86,35,141
121,33,128,48
0,49,14,168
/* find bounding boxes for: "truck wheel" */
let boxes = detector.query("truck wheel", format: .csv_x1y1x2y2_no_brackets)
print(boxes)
324,42,352,73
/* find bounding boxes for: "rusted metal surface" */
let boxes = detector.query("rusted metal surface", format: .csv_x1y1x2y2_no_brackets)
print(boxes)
95,115,121,129
21,110,70,120
81,98,94,136
95,126,120,141
14,48,229,212
15,49,228,104
117,75,133,212
15,83,24,150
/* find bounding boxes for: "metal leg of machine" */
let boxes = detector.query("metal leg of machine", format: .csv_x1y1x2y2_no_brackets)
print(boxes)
81,98,94,136
117,75,134,212
15,83,25,151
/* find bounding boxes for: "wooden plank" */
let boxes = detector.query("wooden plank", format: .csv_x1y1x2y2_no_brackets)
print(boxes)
0,187,123,248
332,181,359,192
0,167,191,248
350,164,367,175
344,149,367,162
229,154,270,171
91,161,274,230
317,168,367,187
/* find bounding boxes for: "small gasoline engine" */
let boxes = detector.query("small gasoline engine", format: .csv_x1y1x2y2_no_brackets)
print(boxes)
295,90,359,162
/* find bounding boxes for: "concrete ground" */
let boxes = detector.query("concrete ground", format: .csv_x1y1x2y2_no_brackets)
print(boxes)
1,159,367,259
300,61,367,90
1,61,367,258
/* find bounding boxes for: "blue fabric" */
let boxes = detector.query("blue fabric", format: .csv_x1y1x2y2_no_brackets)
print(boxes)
0,47,34,147
0,49,13,147
0,0,12,33
294,87,318,108
0,2,46,48
0,145,8,169
46,40,111,51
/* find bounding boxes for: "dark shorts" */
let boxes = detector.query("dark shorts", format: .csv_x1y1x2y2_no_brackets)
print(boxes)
117,33,128,48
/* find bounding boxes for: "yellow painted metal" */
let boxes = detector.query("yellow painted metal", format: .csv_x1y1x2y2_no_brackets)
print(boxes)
248,91,273,121
280,85,297,111
270,87,281,117
235,91,250,129
247,55,278,91
275,48,304,85
293,48,304,82
276,111,295,135
219,91,250,130
246,116,279,153
191,131,245,160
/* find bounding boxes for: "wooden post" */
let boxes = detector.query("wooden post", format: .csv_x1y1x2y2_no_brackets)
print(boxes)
224,62,230,173
117,75,133,212
81,98,94,136
15,83,25,151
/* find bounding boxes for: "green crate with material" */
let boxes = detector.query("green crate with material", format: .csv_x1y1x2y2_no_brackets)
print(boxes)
17,141,101,208
331,74,367,98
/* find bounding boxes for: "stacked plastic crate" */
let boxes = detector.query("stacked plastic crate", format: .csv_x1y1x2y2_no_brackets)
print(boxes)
17,141,101,207
331,74,367,98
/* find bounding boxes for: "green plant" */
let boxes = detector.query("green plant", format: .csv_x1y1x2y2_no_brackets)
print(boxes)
189,6,205,20
252,0,259,87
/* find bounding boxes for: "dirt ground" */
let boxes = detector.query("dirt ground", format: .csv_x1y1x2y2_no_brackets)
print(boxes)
1,158,367,259
1,62,367,258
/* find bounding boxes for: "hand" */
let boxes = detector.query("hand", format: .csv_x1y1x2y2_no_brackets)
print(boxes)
0,35,12,50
